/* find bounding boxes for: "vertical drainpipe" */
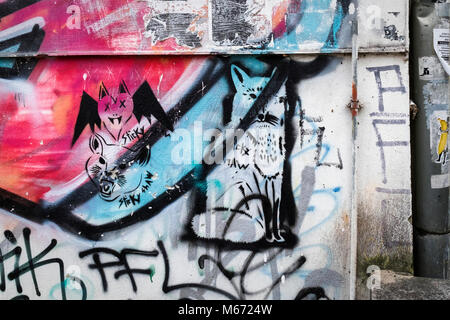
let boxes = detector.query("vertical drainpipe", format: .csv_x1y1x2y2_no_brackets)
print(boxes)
411,0,450,279
349,2,359,300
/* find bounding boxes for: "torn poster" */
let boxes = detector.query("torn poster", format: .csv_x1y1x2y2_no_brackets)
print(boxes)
433,28,450,75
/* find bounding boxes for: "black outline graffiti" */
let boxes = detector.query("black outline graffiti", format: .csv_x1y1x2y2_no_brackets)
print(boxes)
78,239,333,300
186,62,296,248
182,56,335,250
79,247,159,293
157,240,329,300
0,228,87,300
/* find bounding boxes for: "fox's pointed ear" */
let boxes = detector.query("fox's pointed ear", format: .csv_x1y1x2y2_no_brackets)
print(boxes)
119,80,130,95
99,82,109,100
231,64,250,90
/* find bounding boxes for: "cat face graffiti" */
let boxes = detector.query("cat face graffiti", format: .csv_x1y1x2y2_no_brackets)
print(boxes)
86,134,150,201
71,79,173,147
98,81,134,139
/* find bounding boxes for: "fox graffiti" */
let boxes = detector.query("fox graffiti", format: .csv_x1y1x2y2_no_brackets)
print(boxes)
72,80,173,202
186,63,298,248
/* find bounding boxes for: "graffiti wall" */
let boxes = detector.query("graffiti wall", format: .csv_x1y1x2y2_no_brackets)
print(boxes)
0,0,411,300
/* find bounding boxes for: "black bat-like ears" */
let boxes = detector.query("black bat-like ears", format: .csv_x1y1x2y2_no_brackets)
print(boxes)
99,82,109,100
132,80,174,132
71,91,101,147
119,80,130,95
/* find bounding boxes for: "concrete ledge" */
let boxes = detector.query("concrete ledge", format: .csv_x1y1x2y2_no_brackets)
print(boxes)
371,270,450,300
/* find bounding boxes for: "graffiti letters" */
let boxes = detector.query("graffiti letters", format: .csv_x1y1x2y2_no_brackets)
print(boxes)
0,228,86,300
79,247,159,293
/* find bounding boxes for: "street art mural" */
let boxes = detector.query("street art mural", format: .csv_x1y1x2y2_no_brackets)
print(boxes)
0,0,411,300
0,53,350,300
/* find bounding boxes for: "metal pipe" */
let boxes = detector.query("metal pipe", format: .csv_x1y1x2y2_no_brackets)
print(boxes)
349,2,360,300
410,0,450,279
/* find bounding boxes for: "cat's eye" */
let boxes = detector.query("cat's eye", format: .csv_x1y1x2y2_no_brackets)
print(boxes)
119,163,127,170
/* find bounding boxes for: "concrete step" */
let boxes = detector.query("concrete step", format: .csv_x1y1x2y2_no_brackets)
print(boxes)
371,270,450,300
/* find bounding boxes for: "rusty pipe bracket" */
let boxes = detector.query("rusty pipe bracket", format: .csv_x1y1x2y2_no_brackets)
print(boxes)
347,99,362,117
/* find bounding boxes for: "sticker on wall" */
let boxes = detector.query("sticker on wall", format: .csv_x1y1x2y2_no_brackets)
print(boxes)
433,29,450,75
430,110,449,189
418,56,446,80
430,111,449,166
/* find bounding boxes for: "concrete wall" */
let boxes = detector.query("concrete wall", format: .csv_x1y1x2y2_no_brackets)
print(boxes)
0,0,411,300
